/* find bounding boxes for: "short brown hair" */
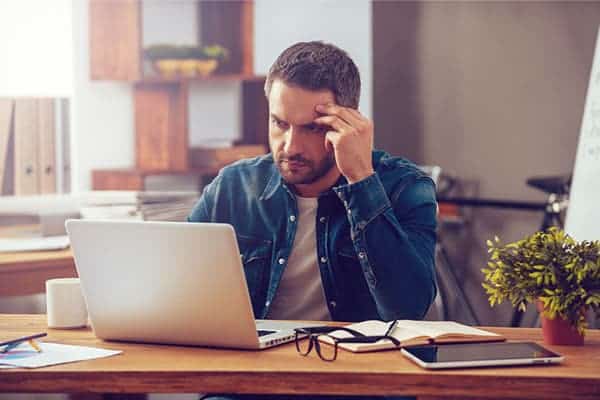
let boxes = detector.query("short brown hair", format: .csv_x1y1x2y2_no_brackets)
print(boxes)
264,41,361,109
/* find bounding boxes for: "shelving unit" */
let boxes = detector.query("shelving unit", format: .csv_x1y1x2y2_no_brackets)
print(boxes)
91,167,222,191
89,0,268,190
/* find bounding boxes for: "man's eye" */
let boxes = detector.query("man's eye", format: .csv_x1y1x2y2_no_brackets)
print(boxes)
308,124,326,133
272,118,287,129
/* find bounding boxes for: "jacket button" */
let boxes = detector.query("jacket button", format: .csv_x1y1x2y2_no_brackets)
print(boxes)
358,252,366,259
319,216,327,223
289,215,296,222
278,258,286,265
329,301,337,308
320,257,327,264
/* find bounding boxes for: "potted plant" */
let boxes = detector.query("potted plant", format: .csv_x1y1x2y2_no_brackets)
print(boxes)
202,44,229,62
179,45,203,77
192,44,229,77
145,44,229,78
144,44,186,78
482,227,600,345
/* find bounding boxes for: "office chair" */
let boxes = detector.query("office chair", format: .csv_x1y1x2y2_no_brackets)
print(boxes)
419,165,480,324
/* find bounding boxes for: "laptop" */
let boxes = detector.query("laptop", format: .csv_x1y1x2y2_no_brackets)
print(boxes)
65,219,314,350
401,341,564,369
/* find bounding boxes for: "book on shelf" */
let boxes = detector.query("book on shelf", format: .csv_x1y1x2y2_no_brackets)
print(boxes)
320,320,505,353
0,99,13,194
79,204,141,221
79,191,199,222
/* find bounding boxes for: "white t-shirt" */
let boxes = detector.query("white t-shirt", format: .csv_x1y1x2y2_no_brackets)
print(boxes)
267,196,331,321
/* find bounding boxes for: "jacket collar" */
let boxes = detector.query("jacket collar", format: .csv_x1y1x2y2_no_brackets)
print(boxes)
259,164,348,201
259,166,283,200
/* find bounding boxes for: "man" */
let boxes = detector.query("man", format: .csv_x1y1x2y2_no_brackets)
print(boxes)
189,41,436,394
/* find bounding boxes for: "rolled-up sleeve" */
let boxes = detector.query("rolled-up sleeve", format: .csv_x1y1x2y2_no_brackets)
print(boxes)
334,173,437,320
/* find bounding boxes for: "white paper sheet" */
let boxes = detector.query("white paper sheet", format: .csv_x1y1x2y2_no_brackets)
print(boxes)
0,341,122,368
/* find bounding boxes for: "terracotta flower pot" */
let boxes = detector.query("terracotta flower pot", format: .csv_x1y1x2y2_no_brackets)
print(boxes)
153,59,180,78
537,301,584,346
196,59,218,77
179,59,198,77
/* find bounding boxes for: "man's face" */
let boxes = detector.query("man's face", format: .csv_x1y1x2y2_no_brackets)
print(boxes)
268,79,337,186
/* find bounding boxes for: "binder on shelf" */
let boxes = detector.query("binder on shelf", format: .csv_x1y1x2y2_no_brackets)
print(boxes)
14,99,39,195
0,99,13,193
37,99,56,194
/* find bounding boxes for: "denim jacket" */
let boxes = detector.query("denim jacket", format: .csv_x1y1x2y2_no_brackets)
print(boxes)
188,150,437,322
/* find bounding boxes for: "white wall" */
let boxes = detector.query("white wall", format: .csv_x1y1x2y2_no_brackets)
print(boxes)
0,0,73,97
188,81,241,147
0,0,74,195
254,0,373,118
142,0,198,47
70,0,134,192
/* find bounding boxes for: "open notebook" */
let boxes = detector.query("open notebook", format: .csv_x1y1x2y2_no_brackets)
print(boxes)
320,320,505,353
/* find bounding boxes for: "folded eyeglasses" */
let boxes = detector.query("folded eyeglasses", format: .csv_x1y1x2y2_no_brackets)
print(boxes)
293,325,400,362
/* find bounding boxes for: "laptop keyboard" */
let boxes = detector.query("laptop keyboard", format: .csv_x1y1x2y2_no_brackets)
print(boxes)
257,329,277,337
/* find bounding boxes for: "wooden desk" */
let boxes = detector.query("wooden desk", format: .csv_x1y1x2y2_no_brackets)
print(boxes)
0,249,76,296
1,315,599,399
0,225,77,296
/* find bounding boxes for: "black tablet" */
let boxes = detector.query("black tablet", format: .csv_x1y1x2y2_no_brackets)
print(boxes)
401,341,564,369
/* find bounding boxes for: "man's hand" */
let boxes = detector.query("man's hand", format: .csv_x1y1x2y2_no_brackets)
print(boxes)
315,103,374,184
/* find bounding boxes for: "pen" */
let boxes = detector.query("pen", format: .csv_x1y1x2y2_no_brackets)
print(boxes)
0,332,47,353
384,320,398,336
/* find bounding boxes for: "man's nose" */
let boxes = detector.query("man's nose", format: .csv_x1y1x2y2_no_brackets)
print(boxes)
283,129,302,155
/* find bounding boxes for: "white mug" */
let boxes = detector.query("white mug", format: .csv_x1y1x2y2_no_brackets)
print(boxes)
46,278,88,329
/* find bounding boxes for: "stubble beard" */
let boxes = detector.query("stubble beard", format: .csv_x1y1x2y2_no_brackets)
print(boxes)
276,152,336,185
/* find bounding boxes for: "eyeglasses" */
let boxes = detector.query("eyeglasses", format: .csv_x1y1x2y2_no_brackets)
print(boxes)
293,325,400,362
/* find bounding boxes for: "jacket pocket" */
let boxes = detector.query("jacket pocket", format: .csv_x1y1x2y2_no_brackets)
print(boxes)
237,235,272,309
335,241,377,317
337,241,377,288
338,243,358,260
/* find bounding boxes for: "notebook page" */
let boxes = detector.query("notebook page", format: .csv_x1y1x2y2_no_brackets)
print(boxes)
397,320,501,339
330,320,425,342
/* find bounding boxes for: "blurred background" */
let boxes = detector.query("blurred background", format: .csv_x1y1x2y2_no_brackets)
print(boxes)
1,0,599,346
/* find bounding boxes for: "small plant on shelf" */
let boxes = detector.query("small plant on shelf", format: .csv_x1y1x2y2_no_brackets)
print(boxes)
144,44,186,61
144,44,186,78
144,44,230,78
201,44,229,62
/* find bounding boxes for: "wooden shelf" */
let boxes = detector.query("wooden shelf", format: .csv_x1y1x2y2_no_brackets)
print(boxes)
92,167,223,191
94,167,223,177
90,0,254,81
89,0,267,190
90,0,141,81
